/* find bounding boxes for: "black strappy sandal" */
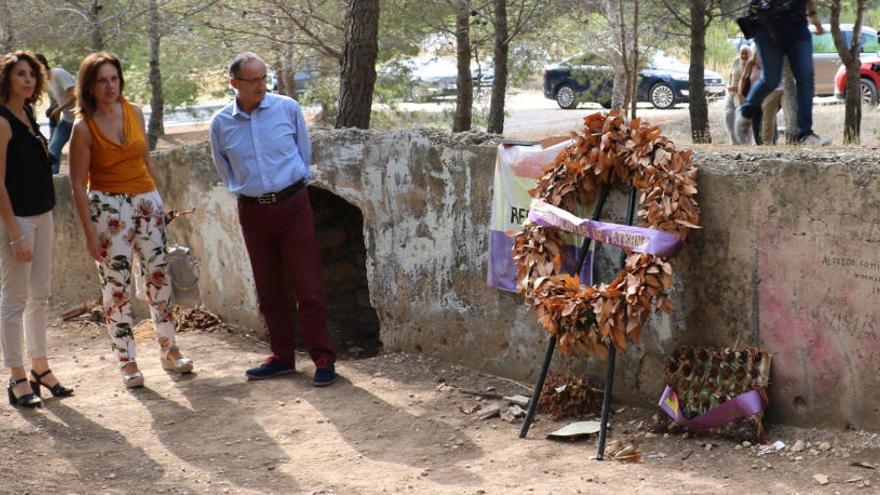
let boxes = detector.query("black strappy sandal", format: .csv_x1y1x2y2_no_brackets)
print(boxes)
29,369,74,398
7,378,42,408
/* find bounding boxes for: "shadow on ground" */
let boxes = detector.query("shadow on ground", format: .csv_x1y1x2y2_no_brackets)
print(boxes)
19,400,164,492
132,375,299,494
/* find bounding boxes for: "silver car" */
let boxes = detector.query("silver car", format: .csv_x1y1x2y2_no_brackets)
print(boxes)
811,24,879,96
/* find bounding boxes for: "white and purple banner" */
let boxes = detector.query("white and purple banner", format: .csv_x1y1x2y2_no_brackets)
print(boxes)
487,139,593,292
526,199,685,258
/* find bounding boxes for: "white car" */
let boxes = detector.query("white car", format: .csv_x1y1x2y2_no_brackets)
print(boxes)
383,55,494,101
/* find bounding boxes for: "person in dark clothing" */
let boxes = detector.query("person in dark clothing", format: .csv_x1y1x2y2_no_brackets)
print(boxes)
0,51,73,408
735,0,831,146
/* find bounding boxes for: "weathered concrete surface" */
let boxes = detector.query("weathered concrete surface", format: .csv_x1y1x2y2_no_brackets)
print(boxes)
679,149,880,430
52,177,101,302
514,148,880,432
49,134,880,430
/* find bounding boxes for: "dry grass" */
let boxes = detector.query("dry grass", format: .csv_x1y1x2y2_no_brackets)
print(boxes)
660,99,880,148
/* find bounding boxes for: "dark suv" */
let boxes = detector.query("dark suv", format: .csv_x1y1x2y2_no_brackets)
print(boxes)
543,52,725,109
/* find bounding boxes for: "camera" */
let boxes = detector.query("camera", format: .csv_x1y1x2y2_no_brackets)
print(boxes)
736,0,797,40
736,14,761,40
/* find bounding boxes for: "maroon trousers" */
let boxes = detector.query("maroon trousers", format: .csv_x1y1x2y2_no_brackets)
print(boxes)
237,188,336,367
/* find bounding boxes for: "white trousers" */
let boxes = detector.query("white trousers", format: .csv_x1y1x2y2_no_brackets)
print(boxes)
0,211,52,368
90,190,177,365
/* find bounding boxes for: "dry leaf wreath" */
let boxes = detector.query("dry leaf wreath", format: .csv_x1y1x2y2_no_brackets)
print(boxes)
513,112,700,357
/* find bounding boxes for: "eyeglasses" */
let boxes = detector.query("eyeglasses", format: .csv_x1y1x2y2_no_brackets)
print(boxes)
234,74,268,85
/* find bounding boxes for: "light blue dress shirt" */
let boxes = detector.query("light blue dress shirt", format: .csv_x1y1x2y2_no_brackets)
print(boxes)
209,92,312,197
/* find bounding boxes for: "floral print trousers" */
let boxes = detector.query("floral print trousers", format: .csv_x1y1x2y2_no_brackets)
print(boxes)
89,189,176,365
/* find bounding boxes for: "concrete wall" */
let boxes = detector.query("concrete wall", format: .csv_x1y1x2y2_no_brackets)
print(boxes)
53,177,101,300
584,149,880,431
49,133,880,430
679,150,880,430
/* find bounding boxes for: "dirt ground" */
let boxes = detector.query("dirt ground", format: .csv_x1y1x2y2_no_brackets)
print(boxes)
155,125,212,150
1,312,878,495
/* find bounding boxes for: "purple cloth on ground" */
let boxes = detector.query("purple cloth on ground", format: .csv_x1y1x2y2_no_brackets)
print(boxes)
658,385,765,431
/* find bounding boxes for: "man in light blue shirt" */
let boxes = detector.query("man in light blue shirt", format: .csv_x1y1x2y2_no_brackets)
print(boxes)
209,52,337,386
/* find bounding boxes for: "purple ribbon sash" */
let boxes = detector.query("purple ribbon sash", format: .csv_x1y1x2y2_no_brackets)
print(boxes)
658,385,765,431
526,199,684,257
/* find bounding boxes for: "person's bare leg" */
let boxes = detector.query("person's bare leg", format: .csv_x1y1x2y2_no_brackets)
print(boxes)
121,361,140,375
30,356,59,387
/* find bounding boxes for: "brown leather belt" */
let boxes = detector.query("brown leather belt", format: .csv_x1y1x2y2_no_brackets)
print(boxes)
239,179,305,205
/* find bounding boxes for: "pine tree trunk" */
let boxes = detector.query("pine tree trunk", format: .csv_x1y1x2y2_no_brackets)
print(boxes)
88,0,104,52
0,0,14,53
273,59,288,97
688,0,711,143
834,0,864,143
283,50,298,99
453,0,473,132
629,0,639,120
617,0,631,115
843,64,862,144
147,0,163,151
280,65,296,98
335,0,380,129
285,67,297,98
607,0,625,111
284,50,298,99
782,61,798,144
487,0,508,135
272,59,295,99
271,45,294,98
611,70,626,111
831,0,865,144
617,0,631,113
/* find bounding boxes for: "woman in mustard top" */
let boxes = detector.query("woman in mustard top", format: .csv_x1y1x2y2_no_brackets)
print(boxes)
69,52,193,388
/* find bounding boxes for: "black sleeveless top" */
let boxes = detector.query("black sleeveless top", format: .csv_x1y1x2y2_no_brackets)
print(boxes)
0,105,54,216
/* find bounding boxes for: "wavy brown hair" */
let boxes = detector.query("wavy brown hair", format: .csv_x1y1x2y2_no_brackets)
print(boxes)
76,51,125,118
0,51,46,106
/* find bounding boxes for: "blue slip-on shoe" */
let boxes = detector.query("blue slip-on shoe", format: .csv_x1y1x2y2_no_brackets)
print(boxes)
312,362,337,387
245,355,295,380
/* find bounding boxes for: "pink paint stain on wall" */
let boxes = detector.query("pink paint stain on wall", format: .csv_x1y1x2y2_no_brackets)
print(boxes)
757,212,880,427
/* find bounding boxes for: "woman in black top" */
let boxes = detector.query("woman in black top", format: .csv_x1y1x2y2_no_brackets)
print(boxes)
0,50,72,408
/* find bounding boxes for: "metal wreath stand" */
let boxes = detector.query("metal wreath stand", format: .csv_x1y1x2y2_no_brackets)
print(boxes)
518,183,639,461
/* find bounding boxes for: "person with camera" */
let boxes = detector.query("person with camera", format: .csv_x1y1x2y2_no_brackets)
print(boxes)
735,0,831,146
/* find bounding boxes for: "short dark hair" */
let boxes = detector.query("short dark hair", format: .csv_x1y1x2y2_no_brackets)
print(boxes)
35,53,50,70
77,51,125,117
229,52,264,78
0,51,46,105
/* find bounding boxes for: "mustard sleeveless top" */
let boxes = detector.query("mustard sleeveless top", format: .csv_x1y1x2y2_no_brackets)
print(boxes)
84,98,156,194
